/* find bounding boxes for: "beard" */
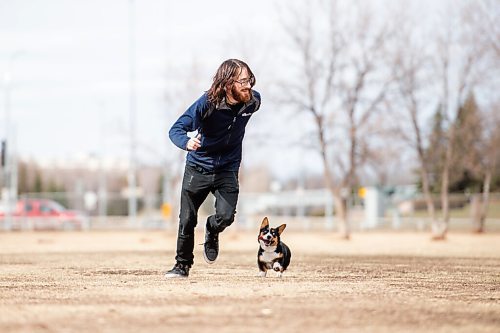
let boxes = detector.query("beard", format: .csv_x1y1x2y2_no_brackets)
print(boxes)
231,85,252,103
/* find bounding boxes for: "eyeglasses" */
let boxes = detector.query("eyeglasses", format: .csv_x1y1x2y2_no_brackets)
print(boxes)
234,76,255,87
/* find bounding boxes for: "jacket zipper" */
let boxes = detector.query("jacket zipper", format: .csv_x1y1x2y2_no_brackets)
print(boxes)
227,117,237,141
215,116,238,169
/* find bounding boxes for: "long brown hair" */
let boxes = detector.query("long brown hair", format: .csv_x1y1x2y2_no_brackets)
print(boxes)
207,59,255,106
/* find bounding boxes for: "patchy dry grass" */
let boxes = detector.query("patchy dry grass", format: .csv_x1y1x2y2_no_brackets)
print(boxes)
0,230,499,333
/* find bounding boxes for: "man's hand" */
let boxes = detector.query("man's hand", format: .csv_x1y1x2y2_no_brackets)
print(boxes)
186,134,201,151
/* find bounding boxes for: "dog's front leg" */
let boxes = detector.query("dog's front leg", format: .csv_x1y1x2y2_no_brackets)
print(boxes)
272,262,283,278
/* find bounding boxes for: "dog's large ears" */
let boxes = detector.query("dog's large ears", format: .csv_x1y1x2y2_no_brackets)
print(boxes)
277,224,286,235
260,217,269,229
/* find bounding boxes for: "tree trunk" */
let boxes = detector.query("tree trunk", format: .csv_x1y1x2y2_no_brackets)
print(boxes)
436,162,449,240
435,126,454,240
315,114,351,239
412,103,438,229
474,170,491,233
470,194,482,232
420,167,437,225
333,189,350,239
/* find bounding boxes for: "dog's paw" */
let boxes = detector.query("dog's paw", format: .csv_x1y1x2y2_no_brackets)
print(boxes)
276,271,283,278
273,262,282,272
258,271,267,277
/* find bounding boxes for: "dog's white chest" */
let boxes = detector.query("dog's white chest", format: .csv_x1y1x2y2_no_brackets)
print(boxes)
259,250,280,263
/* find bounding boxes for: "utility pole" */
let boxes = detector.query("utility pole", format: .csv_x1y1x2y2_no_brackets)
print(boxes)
128,0,138,227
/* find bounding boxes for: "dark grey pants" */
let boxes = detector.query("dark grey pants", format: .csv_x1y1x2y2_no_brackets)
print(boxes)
175,164,239,266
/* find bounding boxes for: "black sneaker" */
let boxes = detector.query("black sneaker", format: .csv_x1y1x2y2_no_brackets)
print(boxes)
203,229,219,264
164,262,190,278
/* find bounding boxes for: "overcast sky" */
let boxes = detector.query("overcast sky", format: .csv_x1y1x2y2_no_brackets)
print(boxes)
0,0,297,171
0,0,454,181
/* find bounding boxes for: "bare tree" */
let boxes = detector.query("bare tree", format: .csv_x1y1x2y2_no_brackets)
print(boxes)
462,0,500,233
279,1,394,238
391,18,438,229
466,0,500,57
470,100,500,232
432,2,495,239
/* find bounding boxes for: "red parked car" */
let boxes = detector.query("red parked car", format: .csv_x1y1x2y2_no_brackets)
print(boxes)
0,199,88,230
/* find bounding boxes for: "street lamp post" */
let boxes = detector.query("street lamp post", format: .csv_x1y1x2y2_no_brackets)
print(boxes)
2,71,12,230
2,51,23,230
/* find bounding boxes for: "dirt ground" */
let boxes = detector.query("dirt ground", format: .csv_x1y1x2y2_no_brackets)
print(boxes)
0,229,499,333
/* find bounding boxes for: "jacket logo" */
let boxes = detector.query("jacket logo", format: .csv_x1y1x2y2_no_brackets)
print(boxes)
241,113,252,117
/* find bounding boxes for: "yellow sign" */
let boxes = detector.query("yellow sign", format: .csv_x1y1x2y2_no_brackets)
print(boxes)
358,187,366,199
161,203,172,217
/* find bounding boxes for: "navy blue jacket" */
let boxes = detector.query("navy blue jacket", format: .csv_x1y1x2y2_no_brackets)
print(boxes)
169,90,261,172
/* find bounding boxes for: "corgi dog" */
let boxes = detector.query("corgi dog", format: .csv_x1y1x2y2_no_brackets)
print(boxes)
257,217,291,278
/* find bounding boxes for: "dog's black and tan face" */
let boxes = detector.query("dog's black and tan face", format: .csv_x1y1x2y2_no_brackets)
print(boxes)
258,217,286,249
